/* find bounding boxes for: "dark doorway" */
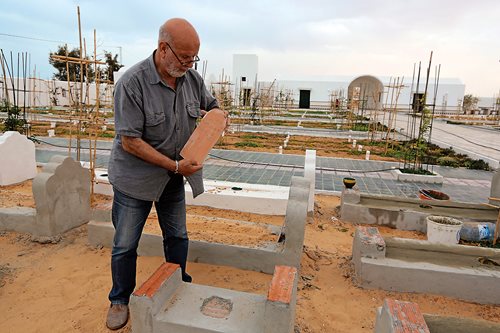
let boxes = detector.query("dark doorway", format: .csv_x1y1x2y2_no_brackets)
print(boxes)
412,93,425,112
299,90,311,109
242,88,251,107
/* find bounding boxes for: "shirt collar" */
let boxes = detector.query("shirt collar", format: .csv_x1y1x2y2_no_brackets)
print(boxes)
148,51,162,85
148,50,186,87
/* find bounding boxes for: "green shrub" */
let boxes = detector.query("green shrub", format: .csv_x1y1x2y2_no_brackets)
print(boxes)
465,159,490,171
399,168,435,175
0,101,26,133
437,156,459,167
235,141,262,148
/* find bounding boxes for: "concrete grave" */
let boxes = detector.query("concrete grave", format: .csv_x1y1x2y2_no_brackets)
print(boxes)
0,131,37,185
352,226,500,304
0,155,90,236
130,263,298,333
88,176,310,274
341,192,498,232
374,298,500,333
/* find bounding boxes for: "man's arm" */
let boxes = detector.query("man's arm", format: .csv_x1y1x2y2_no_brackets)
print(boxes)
121,136,202,176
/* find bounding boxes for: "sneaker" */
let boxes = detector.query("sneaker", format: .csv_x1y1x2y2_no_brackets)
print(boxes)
106,303,129,330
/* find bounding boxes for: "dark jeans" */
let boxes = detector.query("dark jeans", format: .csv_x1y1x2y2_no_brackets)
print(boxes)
108,174,190,305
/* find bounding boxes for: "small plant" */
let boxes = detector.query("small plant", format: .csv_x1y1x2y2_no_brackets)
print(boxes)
0,100,26,133
437,156,459,167
399,168,435,175
235,141,262,148
464,159,490,171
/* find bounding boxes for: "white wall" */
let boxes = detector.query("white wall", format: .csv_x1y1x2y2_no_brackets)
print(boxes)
232,54,258,104
0,78,113,108
272,77,465,109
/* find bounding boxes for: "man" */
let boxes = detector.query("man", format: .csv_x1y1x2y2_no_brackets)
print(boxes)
105,18,224,330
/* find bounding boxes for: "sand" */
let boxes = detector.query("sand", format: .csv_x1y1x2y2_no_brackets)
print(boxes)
0,181,499,333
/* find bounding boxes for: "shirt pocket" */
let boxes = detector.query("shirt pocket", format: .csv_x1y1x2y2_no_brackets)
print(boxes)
144,109,166,126
186,101,201,118
143,108,166,142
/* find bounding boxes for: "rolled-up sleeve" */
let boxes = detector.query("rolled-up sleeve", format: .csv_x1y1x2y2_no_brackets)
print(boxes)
114,78,144,138
200,82,219,111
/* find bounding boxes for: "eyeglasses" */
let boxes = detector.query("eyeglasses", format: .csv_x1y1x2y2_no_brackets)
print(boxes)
165,42,200,66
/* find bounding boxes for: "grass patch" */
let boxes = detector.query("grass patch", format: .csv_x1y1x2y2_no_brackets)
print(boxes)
235,141,263,148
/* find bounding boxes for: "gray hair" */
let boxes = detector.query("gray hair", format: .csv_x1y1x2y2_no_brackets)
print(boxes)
158,24,171,44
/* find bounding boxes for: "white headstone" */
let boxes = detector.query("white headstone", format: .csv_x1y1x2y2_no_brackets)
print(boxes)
0,131,37,185
365,150,371,160
305,149,317,214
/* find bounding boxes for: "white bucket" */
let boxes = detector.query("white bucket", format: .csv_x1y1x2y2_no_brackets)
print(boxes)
426,215,463,244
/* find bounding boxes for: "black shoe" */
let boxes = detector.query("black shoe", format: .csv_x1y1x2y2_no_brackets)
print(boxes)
182,272,192,283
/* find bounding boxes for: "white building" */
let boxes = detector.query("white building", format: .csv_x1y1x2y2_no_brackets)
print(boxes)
230,54,467,114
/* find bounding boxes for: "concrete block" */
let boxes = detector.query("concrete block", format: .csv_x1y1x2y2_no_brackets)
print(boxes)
0,207,36,234
130,263,183,333
352,227,386,273
304,149,316,215
340,187,361,205
130,263,298,333
264,266,298,333
374,299,429,333
0,131,37,185
32,155,90,236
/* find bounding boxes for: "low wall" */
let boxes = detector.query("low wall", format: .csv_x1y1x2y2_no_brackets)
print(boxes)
341,190,497,232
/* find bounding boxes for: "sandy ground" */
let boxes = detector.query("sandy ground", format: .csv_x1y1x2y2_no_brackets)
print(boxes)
1,181,500,333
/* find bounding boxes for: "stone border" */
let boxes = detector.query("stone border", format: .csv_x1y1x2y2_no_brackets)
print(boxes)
353,226,500,304
391,168,444,184
88,176,310,274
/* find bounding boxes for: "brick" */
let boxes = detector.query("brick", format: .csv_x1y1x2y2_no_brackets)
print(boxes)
133,262,179,298
383,299,430,333
267,265,297,304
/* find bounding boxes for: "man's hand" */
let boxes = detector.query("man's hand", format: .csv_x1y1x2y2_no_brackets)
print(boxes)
178,159,202,176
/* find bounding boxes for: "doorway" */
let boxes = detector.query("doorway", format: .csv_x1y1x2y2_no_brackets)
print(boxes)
299,90,311,109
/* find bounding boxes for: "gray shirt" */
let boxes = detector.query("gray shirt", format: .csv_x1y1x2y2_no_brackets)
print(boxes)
108,52,219,201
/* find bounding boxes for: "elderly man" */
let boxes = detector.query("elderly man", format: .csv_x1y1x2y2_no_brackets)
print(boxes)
105,18,223,330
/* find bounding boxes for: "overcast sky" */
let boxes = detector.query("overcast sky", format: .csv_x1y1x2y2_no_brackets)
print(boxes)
0,0,499,97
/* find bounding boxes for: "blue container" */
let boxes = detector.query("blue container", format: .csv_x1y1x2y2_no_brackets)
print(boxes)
460,222,496,242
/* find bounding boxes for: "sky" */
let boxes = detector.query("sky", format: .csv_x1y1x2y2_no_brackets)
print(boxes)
0,0,499,97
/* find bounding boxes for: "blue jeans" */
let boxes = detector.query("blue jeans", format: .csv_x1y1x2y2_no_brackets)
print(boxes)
108,174,190,305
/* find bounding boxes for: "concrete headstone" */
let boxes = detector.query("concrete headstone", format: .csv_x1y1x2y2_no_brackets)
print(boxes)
304,149,316,214
0,131,37,185
32,155,90,236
